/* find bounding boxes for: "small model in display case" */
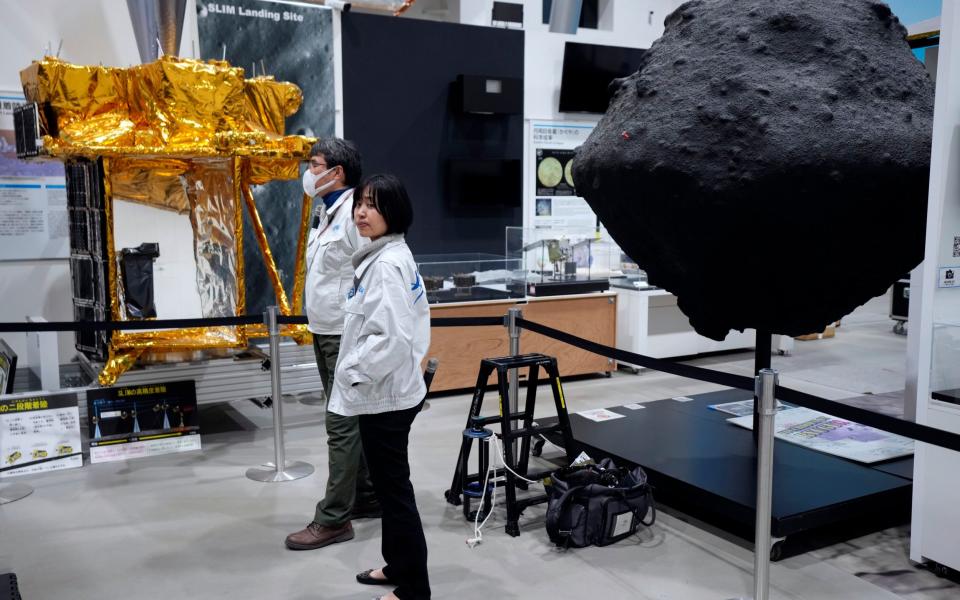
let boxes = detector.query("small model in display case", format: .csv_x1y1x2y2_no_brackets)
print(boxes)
506,227,620,296
414,253,524,304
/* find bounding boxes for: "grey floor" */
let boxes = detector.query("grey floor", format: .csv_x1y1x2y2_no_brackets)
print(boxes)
2,294,959,599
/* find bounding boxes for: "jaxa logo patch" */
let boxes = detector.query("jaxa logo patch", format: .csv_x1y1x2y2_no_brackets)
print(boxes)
347,284,365,300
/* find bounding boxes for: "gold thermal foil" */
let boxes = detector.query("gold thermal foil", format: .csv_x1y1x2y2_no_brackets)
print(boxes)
99,348,145,386
21,56,315,160
185,159,240,318
292,192,312,316
21,58,133,146
109,157,191,213
127,57,247,148
233,158,246,319
112,326,243,349
22,57,318,382
244,77,303,135
248,158,299,184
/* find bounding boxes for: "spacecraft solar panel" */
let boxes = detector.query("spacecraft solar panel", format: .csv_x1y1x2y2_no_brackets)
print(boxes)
12,103,40,158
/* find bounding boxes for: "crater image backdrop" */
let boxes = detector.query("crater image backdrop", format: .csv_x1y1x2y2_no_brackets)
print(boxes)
197,0,335,315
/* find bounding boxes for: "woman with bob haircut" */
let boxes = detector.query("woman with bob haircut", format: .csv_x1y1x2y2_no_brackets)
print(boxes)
326,173,432,600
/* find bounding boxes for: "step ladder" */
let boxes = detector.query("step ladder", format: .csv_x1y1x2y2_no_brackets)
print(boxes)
444,353,576,536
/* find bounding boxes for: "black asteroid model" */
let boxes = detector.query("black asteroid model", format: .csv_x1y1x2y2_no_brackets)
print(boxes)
573,0,934,340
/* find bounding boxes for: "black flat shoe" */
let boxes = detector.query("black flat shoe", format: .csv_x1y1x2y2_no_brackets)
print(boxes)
356,569,392,586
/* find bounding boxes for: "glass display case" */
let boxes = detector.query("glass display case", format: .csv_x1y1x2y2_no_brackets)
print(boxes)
505,226,621,296
414,253,524,304
930,322,960,407
610,251,656,292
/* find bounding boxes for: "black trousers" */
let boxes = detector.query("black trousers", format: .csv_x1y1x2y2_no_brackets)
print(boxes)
359,401,430,600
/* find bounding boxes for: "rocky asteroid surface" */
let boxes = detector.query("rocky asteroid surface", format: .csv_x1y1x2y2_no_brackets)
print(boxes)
573,0,934,340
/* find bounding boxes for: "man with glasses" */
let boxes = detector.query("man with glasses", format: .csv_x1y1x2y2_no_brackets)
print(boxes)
285,138,381,550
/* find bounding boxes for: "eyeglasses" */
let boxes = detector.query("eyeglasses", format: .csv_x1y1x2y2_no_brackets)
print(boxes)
309,160,328,169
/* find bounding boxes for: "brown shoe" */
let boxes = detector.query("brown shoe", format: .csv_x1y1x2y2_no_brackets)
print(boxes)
285,521,354,550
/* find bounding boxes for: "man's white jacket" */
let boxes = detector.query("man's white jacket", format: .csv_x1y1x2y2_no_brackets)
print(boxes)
304,188,365,335
328,235,431,416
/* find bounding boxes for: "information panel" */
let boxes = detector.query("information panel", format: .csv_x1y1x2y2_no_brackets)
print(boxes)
87,380,201,464
728,406,914,464
529,122,597,230
0,390,82,479
0,91,68,260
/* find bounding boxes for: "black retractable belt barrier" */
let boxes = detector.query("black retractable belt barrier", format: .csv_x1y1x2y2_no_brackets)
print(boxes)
516,317,756,392
5,311,960,455
0,314,506,334
514,316,960,454
0,315,263,333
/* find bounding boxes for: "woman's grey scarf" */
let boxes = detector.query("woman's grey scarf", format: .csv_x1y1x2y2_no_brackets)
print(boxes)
351,233,403,270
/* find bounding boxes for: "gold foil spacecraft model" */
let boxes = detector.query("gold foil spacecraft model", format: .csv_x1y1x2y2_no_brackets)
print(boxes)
16,56,317,384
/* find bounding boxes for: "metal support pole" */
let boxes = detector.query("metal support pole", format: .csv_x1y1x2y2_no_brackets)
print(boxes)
246,306,314,482
0,483,33,505
726,367,778,600
753,368,778,600
506,308,522,456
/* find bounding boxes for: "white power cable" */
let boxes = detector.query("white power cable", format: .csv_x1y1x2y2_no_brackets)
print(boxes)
466,435,541,548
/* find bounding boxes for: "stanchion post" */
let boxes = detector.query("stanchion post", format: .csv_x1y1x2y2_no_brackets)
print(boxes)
246,306,314,483
753,368,778,600
507,307,522,456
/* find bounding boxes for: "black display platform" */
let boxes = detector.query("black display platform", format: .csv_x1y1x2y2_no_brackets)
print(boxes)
426,286,524,304
542,389,913,556
525,277,609,297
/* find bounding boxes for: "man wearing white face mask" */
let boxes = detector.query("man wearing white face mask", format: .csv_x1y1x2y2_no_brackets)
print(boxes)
286,138,379,551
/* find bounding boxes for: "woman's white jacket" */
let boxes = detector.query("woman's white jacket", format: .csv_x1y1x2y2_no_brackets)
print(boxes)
327,235,431,416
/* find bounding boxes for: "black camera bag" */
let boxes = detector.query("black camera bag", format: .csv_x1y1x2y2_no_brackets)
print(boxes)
544,458,655,548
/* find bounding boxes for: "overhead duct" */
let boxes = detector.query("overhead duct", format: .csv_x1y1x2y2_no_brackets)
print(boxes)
127,0,187,63
548,0,582,34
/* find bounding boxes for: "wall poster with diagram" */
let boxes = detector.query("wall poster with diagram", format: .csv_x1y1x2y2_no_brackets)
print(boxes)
529,121,598,230
1,391,83,479
0,90,68,261
87,380,200,463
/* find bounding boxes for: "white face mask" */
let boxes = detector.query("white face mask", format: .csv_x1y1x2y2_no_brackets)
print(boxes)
302,166,338,198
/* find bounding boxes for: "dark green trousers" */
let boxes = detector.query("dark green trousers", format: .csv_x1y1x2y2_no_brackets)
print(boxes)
312,333,378,527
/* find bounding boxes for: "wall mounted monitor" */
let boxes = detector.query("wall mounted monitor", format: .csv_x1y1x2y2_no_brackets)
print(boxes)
446,159,522,208
558,41,646,114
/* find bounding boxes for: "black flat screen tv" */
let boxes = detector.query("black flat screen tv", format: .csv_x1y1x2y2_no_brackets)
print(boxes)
445,159,522,208
559,41,646,114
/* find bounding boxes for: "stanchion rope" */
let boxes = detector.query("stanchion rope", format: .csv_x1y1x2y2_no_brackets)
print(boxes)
516,316,960,454
4,312,958,453
0,315,507,333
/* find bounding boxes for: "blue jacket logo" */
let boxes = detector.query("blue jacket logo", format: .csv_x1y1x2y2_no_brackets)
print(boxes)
411,272,424,304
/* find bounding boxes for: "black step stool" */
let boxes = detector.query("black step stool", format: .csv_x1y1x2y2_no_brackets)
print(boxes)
444,353,576,536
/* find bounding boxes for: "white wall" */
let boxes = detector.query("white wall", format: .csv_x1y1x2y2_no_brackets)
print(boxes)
0,0,203,365
0,1,135,364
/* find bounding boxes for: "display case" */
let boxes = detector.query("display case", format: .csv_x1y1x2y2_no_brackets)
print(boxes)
505,226,621,296
414,253,525,304
930,322,960,407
